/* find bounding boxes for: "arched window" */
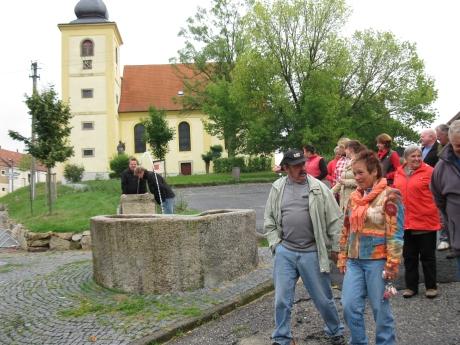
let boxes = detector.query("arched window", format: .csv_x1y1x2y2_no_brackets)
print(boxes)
134,124,146,153
178,122,191,151
81,39,94,57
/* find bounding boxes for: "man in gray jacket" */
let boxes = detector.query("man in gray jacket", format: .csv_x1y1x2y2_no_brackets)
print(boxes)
431,120,460,277
264,149,345,345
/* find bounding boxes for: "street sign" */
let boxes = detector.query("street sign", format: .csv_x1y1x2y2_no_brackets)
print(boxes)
4,172,20,177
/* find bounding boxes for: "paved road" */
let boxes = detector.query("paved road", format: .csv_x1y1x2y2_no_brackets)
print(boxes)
177,183,272,232
165,280,460,345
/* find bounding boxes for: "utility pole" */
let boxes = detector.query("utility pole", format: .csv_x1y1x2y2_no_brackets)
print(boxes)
29,62,40,212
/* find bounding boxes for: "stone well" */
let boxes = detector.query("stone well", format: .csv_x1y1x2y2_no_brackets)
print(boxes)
90,209,258,293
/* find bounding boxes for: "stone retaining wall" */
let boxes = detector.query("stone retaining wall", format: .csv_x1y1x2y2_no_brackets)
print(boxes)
0,210,91,251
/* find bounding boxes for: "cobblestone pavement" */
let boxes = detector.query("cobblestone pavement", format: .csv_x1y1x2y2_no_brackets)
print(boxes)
0,248,273,345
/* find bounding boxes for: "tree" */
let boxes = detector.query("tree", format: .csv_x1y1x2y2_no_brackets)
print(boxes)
174,0,249,157
109,153,129,178
9,86,73,214
338,29,437,147
142,106,175,176
234,0,436,154
201,144,223,174
18,154,33,172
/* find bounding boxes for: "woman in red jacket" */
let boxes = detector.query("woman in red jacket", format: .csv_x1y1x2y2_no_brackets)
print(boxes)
394,145,441,298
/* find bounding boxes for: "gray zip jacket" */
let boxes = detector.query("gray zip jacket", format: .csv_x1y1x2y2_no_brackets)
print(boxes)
431,143,460,257
264,175,343,273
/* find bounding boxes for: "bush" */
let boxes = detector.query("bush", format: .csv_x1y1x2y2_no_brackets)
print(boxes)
109,154,129,178
245,156,272,173
213,156,272,173
64,164,85,183
213,157,246,173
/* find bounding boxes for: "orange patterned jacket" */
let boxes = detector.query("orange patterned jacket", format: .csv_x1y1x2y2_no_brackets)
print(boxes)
337,187,404,276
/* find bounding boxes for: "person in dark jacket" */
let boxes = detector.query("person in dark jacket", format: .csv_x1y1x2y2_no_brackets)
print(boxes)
135,167,175,214
121,157,147,194
420,128,440,167
431,120,460,279
434,124,451,252
376,133,400,186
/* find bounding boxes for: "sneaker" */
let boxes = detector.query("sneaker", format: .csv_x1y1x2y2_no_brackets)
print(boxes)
425,289,438,298
437,241,450,251
331,335,346,345
402,289,417,298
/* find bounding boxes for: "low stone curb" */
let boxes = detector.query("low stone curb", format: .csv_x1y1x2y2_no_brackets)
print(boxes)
130,279,274,345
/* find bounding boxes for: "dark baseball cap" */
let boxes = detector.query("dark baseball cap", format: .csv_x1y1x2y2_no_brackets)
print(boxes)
280,149,306,166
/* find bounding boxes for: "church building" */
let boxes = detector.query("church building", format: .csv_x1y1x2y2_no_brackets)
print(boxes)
58,0,224,179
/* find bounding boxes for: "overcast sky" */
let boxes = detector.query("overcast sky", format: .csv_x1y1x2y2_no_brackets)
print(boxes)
1,0,458,152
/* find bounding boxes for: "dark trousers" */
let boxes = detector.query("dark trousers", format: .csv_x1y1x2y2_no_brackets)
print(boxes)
403,231,437,292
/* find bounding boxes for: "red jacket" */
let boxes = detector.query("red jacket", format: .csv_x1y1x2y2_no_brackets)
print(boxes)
327,158,339,185
393,163,440,231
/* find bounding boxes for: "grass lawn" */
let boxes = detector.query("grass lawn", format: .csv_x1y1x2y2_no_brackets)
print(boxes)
0,171,277,233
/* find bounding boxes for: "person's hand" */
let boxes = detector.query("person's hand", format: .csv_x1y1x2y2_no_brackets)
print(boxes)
382,270,397,280
338,265,346,274
330,251,339,264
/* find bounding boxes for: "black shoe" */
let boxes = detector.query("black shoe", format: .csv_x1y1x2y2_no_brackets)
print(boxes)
331,335,346,345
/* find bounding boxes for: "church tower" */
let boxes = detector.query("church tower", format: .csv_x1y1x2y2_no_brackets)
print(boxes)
58,0,123,179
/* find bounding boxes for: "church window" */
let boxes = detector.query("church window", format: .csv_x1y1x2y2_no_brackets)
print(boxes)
82,122,94,130
134,124,146,153
82,148,95,157
81,39,94,57
178,122,191,151
81,89,93,98
83,60,92,70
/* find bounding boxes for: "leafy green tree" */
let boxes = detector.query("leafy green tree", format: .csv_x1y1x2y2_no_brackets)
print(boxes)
338,29,437,147
235,0,436,153
210,144,223,159
174,0,248,157
18,154,33,172
109,153,129,178
201,144,223,174
201,151,214,174
142,106,175,176
9,86,73,214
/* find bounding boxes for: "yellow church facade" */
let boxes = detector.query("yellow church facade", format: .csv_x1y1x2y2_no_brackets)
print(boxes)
57,0,223,180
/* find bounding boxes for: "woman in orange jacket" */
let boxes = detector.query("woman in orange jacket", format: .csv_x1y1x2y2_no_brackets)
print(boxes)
394,145,441,298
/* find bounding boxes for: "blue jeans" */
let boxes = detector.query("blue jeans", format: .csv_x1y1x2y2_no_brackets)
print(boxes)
161,197,175,214
272,245,344,345
342,259,395,345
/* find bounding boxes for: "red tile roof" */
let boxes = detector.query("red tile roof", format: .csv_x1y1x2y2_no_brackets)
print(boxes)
0,149,46,171
119,64,200,113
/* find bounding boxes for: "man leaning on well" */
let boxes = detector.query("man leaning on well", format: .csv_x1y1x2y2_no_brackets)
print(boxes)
264,149,345,345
